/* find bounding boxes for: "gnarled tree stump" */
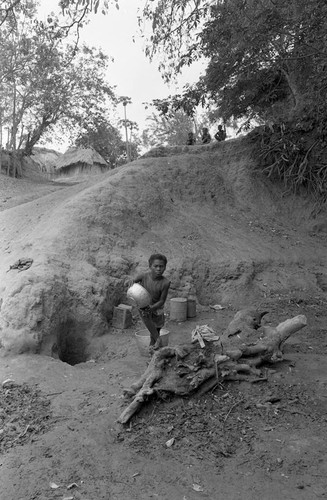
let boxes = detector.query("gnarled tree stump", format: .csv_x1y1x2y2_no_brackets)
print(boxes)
118,315,307,424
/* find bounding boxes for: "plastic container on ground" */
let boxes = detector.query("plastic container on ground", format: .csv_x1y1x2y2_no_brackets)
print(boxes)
135,329,170,357
187,298,197,318
170,297,187,321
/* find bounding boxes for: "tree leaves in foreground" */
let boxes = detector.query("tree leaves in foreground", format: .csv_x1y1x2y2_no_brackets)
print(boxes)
143,0,326,122
142,0,327,199
24,42,115,154
0,0,118,27
59,0,119,16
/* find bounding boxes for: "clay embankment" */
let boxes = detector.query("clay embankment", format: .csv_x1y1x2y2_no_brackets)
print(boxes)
0,137,326,363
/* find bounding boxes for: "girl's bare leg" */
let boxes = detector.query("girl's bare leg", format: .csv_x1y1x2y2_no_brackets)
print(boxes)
140,313,160,345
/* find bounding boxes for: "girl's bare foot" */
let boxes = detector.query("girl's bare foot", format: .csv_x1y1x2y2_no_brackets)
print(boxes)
153,339,161,350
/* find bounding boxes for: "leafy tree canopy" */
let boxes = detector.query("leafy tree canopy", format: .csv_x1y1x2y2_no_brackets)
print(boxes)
141,0,327,125
73,114,126,167
59,0,119,16
142,110,194,149
0,0,118,27
142,107,211,149
0,0,117,170
140,0,327,201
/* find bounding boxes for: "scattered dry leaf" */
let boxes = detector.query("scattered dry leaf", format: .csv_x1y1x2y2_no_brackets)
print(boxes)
210,304,225,311
49,482,59,489
67,482,78,489
192,483,204,492
2,379,16,389
165,438,175,448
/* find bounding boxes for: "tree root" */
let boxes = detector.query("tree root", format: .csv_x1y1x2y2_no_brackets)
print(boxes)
118,315,307,424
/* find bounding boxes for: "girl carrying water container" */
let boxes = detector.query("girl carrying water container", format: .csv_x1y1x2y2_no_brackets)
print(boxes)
133,254,171,351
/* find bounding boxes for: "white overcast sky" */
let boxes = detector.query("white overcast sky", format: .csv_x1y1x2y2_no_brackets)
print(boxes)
39,0,205,132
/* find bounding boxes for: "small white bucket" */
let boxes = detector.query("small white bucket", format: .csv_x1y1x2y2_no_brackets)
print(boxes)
135,329,170,356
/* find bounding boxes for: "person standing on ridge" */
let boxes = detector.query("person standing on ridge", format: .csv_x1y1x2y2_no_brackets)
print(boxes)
214,124,227,142
201,127,211,144
186,131,196,145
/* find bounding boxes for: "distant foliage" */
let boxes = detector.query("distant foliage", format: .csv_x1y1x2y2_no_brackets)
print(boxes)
142,110,196,148
74,115,126,168
143,0,326,121
142,0,327,199
0,0,118,176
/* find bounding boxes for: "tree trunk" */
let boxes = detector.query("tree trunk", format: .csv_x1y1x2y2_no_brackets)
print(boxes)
12,82,17,178
282,64,310,118
0,108,2,173
24,115,52,155
280,0,316,119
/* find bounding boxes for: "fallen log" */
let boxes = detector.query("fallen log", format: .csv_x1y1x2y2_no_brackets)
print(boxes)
118,314,307,424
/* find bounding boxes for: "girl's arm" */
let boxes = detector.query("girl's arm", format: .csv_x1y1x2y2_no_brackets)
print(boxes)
125,272,143,288
133,273,144,284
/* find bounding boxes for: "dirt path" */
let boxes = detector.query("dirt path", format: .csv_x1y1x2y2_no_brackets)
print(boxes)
0,174,115,257
1,298,327,500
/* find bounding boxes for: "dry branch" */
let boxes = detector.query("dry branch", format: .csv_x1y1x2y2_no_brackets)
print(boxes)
118,315,307,424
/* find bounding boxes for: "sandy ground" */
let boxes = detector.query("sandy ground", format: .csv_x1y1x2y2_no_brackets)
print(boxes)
0,145,327,500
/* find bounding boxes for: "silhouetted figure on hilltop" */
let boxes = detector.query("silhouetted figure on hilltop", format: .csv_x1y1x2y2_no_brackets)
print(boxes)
201,127,211,144
214,125,227,142
186,131,196,145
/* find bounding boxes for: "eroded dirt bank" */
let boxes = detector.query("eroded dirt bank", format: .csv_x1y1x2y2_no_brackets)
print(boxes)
0,137,327,499
0,138,326,359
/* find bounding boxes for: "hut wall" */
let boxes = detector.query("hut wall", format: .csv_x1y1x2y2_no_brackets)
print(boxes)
57,162,107,178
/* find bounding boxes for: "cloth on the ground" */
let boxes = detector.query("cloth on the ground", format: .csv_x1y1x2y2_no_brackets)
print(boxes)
191,325,220,344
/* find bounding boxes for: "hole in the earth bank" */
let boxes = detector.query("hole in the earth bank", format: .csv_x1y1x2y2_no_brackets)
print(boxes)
57,318,89,365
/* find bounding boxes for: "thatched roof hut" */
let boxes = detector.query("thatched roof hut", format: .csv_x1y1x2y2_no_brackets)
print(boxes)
54,147,109,177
